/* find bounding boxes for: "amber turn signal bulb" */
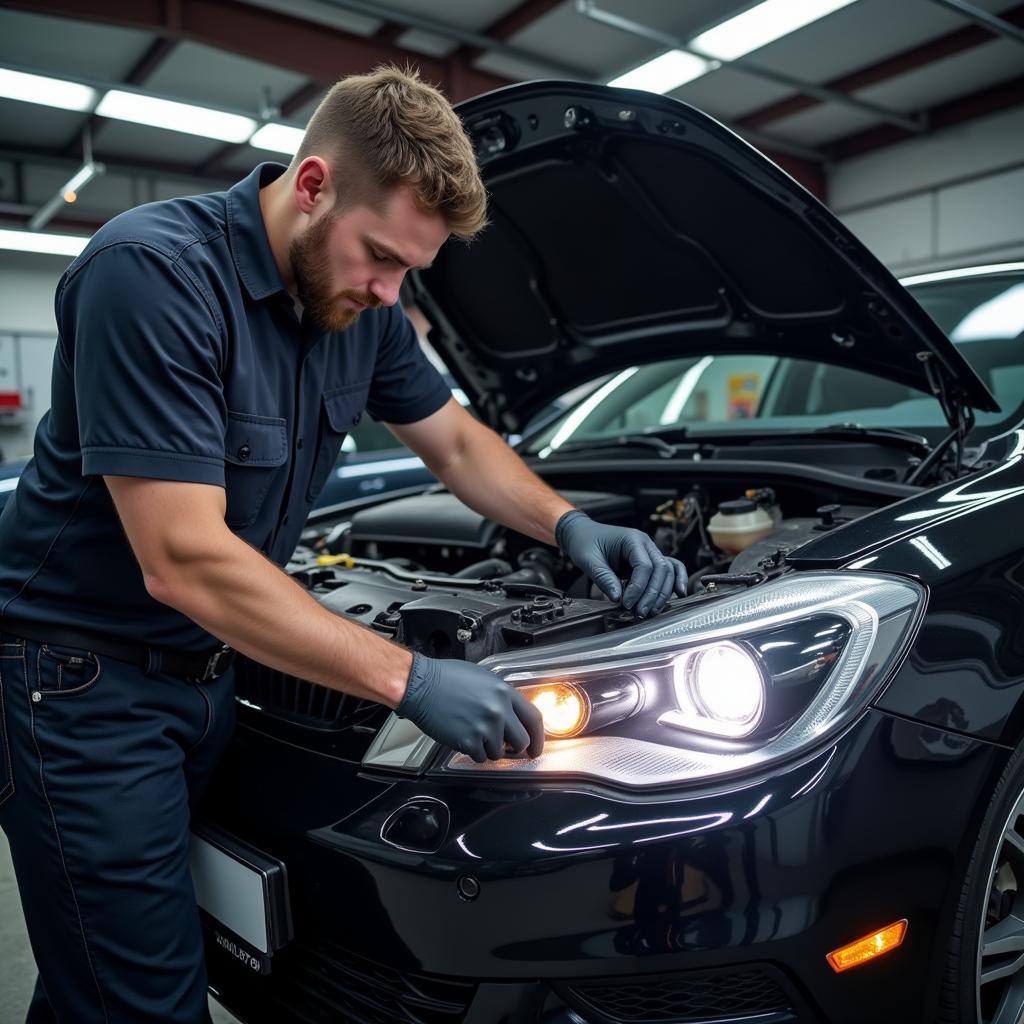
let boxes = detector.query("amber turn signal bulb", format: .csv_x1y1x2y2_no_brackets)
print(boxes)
826,919,907,973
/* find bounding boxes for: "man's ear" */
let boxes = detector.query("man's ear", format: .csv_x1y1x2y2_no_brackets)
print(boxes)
293,157,332,215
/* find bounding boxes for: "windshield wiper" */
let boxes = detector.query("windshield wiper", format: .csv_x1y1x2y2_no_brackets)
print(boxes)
811,423,931,454
547,434,680,458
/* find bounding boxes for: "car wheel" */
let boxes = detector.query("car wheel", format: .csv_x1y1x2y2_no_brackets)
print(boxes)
940,744,1024,1023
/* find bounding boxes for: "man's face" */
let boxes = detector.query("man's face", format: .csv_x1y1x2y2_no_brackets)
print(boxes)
289,185,449,332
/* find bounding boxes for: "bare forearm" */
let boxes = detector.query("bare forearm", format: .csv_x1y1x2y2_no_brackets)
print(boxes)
432,419,573,544
149,533,410,707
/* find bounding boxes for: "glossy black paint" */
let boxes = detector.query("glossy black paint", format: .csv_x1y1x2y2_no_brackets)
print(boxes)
204,430,1024,1022
193,91,1024,1024
788,436,1024,748
204,708,1004,1024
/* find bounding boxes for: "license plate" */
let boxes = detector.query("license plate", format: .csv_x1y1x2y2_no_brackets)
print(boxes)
189,825,293,975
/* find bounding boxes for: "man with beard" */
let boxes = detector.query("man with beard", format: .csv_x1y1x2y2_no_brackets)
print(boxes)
0,66,686,1023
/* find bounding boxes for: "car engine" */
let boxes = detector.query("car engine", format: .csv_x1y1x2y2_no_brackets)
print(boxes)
233,485,876,751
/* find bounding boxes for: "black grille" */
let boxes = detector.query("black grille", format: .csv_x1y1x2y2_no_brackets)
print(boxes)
259,943,475,1024
567,965,796,1023
234,656,381,730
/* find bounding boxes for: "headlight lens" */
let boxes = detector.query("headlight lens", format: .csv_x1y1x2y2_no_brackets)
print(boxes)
439,571,924,787
670,641,765,737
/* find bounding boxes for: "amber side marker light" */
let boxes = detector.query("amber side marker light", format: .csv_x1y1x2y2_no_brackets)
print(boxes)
826,919,908,973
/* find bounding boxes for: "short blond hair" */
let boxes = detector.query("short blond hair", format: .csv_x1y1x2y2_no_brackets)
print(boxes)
294,65,488,241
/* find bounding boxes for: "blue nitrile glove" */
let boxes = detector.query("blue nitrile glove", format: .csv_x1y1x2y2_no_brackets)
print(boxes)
556,509,688,616
397,652,545,763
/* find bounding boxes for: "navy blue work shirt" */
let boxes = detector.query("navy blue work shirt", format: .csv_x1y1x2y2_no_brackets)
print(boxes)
0,162,451,650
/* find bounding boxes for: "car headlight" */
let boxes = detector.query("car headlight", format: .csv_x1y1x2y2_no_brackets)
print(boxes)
441,571,924,787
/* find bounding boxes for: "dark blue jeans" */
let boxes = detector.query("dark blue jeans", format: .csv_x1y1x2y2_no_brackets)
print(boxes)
0,633,236,1023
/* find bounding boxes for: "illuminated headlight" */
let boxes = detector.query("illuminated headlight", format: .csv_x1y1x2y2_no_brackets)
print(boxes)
436,572,924,788
523,682,589,738
668,642,765,737
521,677,643,738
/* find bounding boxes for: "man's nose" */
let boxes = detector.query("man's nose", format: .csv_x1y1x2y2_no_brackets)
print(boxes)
369,272,403,307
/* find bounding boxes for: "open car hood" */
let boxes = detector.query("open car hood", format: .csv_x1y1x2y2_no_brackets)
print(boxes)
409,81,997,434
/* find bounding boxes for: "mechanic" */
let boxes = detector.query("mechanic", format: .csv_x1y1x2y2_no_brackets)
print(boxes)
0,66,687,1023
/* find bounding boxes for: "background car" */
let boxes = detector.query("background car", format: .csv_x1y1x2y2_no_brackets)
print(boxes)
194,80,1024,1024
0,379,577,518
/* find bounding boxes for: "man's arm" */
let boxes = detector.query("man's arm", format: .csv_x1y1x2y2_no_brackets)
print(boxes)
105,476,412,704
388,399,687,616
387,399,573,546
104,475,544,762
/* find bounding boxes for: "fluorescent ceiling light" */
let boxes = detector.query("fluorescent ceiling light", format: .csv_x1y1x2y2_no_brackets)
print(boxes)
0,67,96,111
609,50,713,93
96,90,256,143
691,0,859,61
0,229,88,257
250,123,305,155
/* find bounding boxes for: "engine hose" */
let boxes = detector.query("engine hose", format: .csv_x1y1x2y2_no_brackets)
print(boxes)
453,558,513,579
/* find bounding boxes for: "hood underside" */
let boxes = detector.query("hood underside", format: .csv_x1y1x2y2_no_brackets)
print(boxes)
410,81,997,433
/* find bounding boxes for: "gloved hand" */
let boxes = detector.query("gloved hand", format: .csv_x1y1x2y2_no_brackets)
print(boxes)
556,509,688,616
397,652,545,763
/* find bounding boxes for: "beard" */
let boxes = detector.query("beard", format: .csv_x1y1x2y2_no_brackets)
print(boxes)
288,213,382,332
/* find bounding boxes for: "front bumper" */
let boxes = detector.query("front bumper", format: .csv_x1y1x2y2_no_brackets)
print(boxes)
202,707,1004,1024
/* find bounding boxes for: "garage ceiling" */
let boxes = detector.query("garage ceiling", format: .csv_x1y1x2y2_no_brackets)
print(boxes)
0,0,1021,237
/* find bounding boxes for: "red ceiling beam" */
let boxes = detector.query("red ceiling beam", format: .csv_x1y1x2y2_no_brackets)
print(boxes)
5,0,512,101
738,2,1024,131
826,73,1024,162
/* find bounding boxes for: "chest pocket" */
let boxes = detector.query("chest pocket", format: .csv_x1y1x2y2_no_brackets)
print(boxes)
307,382,370,503
224,411,288,529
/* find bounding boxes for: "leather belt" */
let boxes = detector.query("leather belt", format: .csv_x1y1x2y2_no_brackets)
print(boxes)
0,617,235,681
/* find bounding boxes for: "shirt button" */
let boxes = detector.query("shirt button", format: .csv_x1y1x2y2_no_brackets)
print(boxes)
297,437,304,450
352,412,362,426
237,445,251,462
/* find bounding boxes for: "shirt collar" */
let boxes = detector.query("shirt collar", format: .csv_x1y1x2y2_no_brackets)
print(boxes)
226,162,289,301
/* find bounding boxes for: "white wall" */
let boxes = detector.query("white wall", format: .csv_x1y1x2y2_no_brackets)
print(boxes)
0,250,69,458
830,106,1024,276
0,250,69,333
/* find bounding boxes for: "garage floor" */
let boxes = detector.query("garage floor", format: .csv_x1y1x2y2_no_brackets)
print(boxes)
0,833,240,1023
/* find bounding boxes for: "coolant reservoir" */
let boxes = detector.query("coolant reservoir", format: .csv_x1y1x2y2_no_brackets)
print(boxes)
709,498,775,553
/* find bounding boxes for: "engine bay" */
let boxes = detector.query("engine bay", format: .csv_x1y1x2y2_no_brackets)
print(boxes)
233,481,885,749
291,484,880,662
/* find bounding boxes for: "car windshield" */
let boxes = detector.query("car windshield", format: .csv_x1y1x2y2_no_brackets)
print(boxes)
523,270,1024,454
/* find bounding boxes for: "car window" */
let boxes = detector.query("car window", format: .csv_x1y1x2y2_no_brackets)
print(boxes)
337,380,475,457
523,272,1024,453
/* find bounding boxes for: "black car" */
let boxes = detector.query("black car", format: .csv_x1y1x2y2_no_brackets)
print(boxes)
197,81,1024,1024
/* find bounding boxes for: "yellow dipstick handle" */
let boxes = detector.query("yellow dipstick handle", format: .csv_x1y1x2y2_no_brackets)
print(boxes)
315,553,355,567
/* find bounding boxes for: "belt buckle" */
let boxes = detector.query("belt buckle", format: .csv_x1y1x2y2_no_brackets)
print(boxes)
202,644,232,681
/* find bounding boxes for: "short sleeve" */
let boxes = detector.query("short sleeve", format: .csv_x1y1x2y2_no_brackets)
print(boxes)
365,305,451,425
63,243,228,485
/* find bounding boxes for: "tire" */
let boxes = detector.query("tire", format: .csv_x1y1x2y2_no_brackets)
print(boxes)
939,742,1024,1023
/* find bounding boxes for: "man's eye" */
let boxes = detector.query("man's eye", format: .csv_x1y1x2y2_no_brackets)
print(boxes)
372,250,389,263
